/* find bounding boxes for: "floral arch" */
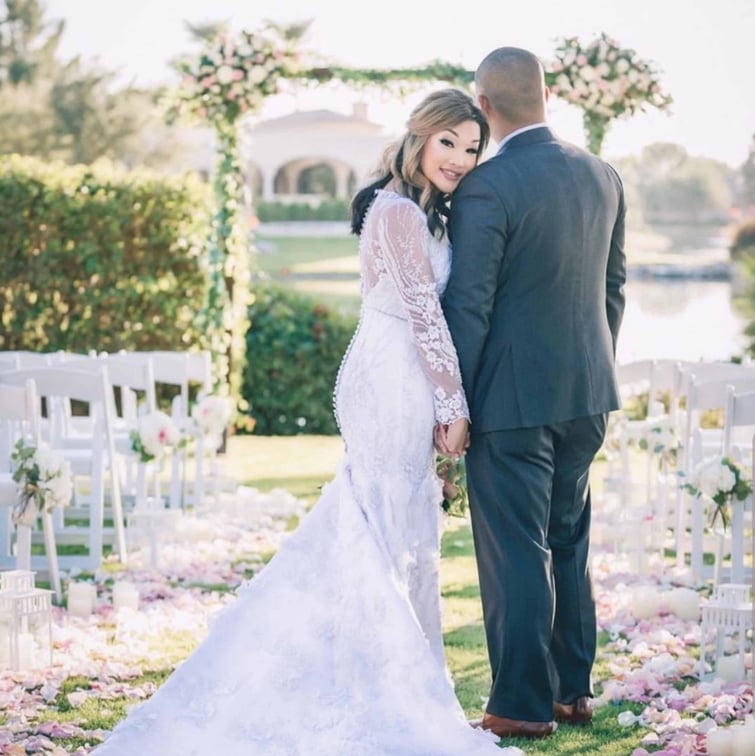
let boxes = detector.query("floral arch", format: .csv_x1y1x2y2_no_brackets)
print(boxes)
165,22,672,413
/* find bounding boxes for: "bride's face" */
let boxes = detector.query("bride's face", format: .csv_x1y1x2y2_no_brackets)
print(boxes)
420,119,481,194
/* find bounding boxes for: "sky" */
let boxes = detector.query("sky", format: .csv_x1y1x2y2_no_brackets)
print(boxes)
45,0,755,167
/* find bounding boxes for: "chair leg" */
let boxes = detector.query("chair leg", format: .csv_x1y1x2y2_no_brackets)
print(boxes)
41,510,62,603
15,524,32,571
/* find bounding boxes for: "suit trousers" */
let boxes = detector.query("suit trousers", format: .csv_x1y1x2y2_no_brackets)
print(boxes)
465,413,608,722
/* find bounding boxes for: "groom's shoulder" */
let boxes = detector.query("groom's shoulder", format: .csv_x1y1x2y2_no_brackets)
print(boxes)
557,138,624,183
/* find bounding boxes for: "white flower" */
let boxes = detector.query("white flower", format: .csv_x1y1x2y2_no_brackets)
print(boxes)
45,465,73,509
216,65,235,85
136,411,180,459
192,395,234,438
248,65,267,84
694,459,724,498
716,465,736,493
35,444,63,478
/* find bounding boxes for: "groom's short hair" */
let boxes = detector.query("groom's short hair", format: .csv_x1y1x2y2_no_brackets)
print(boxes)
475,47,546,123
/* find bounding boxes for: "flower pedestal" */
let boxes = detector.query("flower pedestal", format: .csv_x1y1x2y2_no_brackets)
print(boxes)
698,583,753,681
0,569,53,671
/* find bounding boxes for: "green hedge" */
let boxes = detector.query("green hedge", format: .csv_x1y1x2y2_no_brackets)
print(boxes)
0,154,212,354
255,199,350,222
243,282,357,435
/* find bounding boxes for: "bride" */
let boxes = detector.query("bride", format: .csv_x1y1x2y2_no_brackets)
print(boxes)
93,88,519,755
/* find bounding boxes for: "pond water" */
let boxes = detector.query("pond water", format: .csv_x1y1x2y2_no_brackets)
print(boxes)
616,277,750,363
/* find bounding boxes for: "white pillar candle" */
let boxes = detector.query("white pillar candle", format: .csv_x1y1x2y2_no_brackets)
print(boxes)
630,586,658,620
707,727,734,756
0,624,8,666
67,582,95,618
717,654,746,683
668,587,701,621
113,581,139,612
730,716,755,756
17,631,34,671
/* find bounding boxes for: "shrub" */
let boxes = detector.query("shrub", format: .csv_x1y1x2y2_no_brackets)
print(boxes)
242,282,357,435
255,199,350,222
0,154,212,354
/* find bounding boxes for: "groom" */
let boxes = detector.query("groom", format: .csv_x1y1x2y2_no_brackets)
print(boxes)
441,47,626,738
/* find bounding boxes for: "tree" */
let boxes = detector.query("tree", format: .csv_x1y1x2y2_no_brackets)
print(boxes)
0,0,192,170
635,143,734,225
0,0,62,86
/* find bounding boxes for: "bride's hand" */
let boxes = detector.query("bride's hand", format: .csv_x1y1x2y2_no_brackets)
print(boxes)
434,423,451,454
445,418,469,457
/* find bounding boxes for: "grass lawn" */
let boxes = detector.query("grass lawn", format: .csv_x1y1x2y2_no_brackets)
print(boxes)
253,235,358,277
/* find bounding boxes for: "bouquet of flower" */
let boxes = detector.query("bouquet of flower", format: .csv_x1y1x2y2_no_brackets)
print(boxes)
166,23,305,127
130,410,181,463
680,454,752,530
636,415,679,468
10,438,73,526
546,33,672,154
436,455,469,518
191,394,234,450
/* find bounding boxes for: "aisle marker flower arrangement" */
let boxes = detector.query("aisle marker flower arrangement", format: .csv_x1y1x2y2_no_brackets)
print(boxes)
680,454,752,530
130,411,182,464
10,438,73,526
635,415,679,469
191,393,235,450
547,32,673,155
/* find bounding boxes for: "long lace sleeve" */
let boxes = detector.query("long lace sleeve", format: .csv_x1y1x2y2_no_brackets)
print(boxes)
374,199,469,425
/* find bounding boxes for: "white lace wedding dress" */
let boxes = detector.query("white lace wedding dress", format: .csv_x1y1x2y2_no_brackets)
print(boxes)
92,190,513,755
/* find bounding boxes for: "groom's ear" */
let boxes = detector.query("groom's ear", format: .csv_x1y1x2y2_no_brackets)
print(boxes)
477,94,493,118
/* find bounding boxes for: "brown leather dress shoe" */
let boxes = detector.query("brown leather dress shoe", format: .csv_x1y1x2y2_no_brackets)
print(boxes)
553,696,593,724
479,712,557,739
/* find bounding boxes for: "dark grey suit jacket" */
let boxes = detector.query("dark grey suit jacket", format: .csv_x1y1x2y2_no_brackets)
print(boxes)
444,126,626,432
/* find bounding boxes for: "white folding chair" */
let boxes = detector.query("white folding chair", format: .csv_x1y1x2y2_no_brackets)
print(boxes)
675,371,755,583
0,353,21,371
0,366,127,571
720,386,755,585
129,350,214,508
0,379,62,601
603,360,657,567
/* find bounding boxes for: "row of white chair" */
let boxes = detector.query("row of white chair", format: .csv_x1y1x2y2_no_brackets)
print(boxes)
0,349,218,593
609,357,755,587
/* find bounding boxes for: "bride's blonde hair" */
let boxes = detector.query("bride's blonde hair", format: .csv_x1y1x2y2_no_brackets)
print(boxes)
351,88,489,239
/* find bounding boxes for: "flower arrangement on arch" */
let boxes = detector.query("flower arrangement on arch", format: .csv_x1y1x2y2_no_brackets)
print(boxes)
679,454,752,530
546,33,673,155
436,455,469,518
10,439,73,527
130,411,181,464
166,23,306,127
